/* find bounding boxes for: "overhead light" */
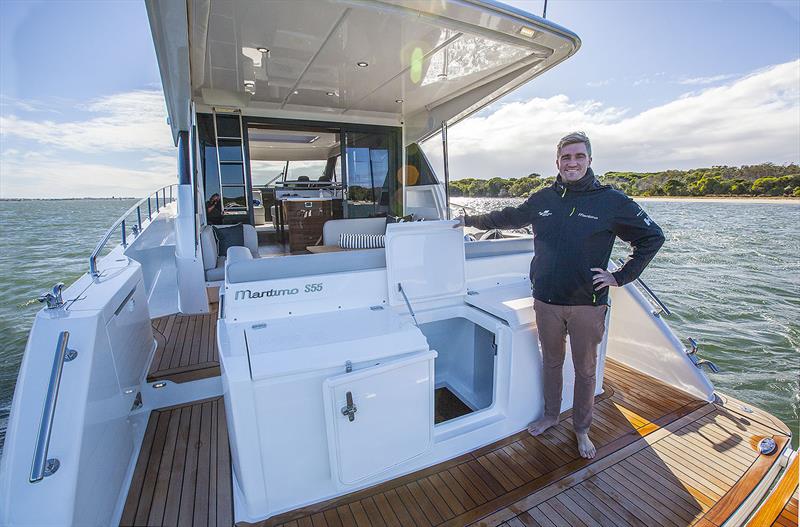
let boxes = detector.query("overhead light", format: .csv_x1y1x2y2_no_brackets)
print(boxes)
395,99,403,103
243,80,255,87
437,73,448,79
326,91,337,96
250,132,321,144
356,61,369,68
293,90,299,94
256,47,269,53
519,26,536,38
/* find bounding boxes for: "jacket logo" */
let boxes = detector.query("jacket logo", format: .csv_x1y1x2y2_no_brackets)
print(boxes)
577,212,599,220
538,210,552,217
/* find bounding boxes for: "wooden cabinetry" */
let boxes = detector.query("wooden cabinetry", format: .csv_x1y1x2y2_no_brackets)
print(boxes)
283,198,342,252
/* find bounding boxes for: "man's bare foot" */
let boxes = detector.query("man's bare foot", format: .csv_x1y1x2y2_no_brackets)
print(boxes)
576,431,596,459
527,415,558,436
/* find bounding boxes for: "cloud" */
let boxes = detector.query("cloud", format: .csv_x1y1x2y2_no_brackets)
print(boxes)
425,60,800,180
1,90,175,197
0,95,64,114
0,90,172,152
677,74,737,85
0,151,174,199
586,79,611,88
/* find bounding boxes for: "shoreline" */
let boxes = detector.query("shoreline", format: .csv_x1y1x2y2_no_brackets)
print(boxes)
635,196,799,204
453,196,799,204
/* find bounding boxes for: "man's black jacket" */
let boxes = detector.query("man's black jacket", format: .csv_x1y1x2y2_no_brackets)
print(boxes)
465,169,665,306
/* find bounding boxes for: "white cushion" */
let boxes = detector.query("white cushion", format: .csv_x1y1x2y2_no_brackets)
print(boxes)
200,226,218,271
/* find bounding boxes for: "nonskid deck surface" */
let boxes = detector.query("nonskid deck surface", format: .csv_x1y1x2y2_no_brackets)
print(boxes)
122,360,791,527
148,305,219,383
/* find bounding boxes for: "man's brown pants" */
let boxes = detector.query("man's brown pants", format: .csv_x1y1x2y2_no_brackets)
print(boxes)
533,299,608,434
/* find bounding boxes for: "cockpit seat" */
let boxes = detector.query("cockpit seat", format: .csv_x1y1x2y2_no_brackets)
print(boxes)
322,217,387,246
201,224,259,282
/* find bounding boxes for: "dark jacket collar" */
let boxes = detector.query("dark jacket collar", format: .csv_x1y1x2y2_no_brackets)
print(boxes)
554,168,604,193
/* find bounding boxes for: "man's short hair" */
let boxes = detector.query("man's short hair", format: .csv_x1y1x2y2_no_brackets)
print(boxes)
557,131,592,158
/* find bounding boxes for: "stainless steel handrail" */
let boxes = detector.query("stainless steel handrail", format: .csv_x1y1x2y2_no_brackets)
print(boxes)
89,184,177,277
30,331,76,483
616,258,672,316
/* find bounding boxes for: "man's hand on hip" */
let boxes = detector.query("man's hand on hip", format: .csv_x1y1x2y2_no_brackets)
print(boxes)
590,268,618,290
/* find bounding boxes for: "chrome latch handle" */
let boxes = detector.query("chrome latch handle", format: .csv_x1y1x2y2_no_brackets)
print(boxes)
341,391,357,422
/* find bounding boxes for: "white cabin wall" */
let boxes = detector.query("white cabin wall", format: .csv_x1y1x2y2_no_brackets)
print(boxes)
123,205,180,318
0,261,154,526
175,183,209,314
175,126,210,314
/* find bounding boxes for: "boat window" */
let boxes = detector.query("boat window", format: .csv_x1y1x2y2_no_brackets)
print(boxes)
197,113,250,225
284,160,330,182
250,161,286,186
222,187,247,209
406,143,440,186
344,131,401,218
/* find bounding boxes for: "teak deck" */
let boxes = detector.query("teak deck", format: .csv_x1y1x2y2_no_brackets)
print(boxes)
148,306,219,383
125,357,792,527
747,454,798,527
121,397,233,527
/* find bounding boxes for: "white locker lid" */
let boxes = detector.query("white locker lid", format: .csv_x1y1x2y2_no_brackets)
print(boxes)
384,220,466,307
244,306,428,379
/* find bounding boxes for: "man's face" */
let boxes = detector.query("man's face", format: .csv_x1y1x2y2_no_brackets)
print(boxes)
556,142,591,183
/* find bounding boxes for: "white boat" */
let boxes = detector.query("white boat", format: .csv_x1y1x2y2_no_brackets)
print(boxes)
0,1,795,526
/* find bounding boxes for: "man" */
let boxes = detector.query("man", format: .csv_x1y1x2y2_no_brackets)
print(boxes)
456,132,665,459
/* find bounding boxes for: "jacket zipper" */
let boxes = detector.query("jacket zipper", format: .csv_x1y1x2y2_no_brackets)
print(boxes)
548,185,570,303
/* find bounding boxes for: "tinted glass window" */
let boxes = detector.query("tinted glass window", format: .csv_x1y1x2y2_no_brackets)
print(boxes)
220,163,244,185
215,114,241,138
286,160,328,182
406,143,439,186
344,131,400,217
222,186,247,209
217,140,243,162
251,161,286,186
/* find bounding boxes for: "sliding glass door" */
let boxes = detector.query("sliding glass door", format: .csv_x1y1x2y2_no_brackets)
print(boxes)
343,129,402,218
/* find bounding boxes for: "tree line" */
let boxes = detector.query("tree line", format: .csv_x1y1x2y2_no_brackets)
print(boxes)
448,163,800,198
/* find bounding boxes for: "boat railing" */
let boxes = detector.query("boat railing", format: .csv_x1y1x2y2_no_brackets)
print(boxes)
89,184,177,277
616,257,672,316
30,331,77,483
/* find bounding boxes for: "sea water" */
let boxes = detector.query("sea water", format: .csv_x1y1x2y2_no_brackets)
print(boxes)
0,198,797,452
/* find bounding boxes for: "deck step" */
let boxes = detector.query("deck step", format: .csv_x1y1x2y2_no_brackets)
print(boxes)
148,306,219,383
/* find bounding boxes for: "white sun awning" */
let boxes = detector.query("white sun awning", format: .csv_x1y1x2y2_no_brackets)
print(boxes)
147,0,580,144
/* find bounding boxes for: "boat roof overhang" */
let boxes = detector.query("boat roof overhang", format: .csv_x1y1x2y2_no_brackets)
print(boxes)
146,0,580,145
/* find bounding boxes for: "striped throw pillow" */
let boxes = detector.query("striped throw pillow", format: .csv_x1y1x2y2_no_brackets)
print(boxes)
339,233,385,249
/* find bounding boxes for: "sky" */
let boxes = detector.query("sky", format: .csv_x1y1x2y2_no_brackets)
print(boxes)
0,0,798,198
